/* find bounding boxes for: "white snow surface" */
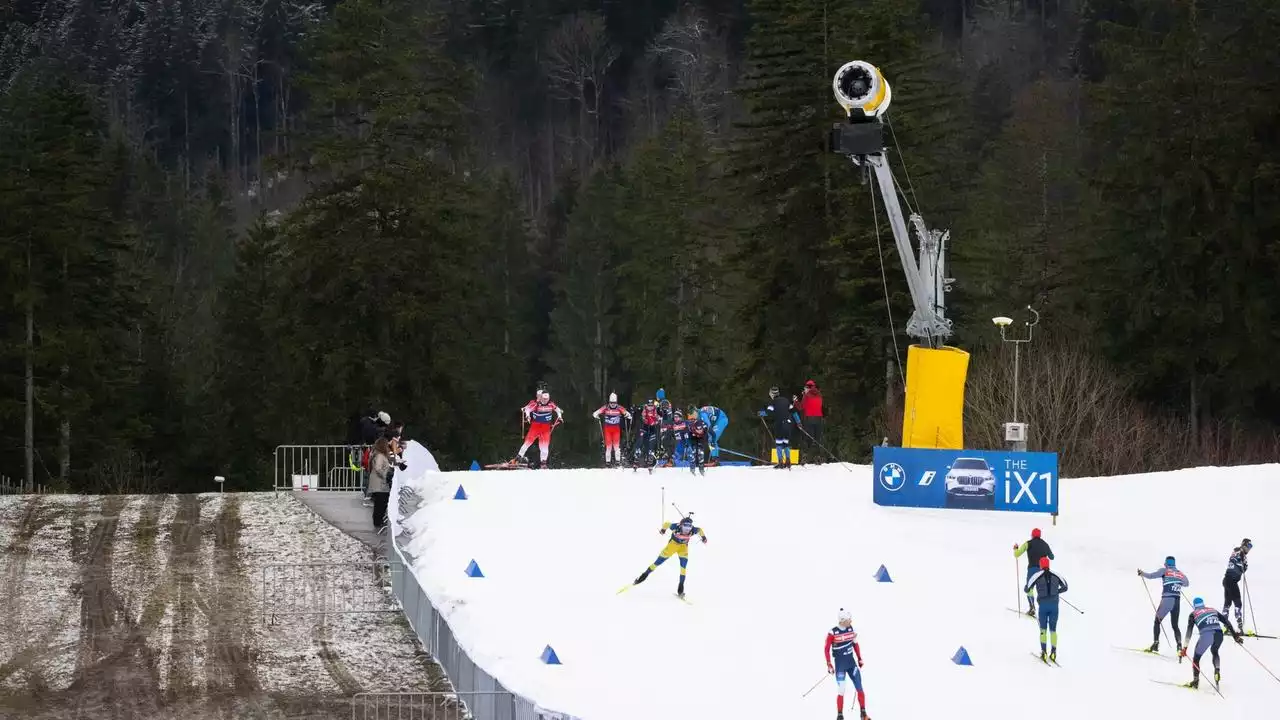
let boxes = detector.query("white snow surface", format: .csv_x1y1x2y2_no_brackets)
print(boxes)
394,462,1280,719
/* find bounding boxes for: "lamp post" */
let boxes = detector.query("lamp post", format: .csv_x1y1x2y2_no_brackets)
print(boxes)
992,306,1039,451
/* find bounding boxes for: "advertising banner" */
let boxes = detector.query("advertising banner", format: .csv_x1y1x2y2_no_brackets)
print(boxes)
873,446,1059,514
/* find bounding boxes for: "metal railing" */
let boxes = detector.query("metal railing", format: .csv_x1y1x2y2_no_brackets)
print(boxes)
388,483,579,720
0,474,61,495
351,691,521,720
260,561,401,625
274,444,368,492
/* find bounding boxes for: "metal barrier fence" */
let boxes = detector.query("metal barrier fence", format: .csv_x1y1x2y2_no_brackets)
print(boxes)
0,474,61,495
388,483,572,720
351,691,520,720
260,561,401,625
274,445,368,492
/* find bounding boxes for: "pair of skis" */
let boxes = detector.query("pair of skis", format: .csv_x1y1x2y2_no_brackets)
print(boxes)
1117,646,1226,697
616,582,692,604
1030,652,1060,667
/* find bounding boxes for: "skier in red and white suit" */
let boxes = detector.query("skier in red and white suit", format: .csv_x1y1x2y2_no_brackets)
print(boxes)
592,393,632,466
512,390,563,468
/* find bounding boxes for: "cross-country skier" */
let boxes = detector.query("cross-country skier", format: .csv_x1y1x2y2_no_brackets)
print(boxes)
628,515,707,598
509,390,563,469
632,400,661,467
592,393,632,467
697,405,729,466
1139,556,1189,654
667,409,690,466
1181,597,1244,688
759,386,800,469
824,609,869,720
657,398,677,462
686,410,711,475
1025,556,1068,663
1222,538,1252,634
1014,528,1054,616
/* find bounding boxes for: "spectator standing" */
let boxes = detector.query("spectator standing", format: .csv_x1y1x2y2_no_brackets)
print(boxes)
367,437,394,532
359,411,389,504
797,380,824,463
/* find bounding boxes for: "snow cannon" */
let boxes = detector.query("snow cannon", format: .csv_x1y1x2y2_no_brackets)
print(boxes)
832,61,891,120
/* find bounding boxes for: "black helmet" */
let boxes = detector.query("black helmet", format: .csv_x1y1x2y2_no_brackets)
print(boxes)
769,386,779,398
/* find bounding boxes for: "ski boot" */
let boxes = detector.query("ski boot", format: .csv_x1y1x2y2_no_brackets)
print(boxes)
836,714,843,720
1049,648,1057,663
539,461,548,470
1039,650,1048,663
1146,641,1159,653
1214,669,1220,685
860,710,869,720
1027,599,1036,618
634,569,651,585
1189,676,1199,689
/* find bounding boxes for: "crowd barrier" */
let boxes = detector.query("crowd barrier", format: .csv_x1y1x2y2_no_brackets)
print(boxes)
387,442,581,720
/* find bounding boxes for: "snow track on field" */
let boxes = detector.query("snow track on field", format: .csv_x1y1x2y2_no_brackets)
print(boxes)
0,491,439,719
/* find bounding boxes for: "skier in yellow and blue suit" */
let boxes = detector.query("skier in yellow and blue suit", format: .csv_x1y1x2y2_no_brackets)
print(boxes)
630,516,707,598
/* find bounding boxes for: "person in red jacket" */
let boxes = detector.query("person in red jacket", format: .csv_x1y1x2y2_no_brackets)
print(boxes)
796,379,824,462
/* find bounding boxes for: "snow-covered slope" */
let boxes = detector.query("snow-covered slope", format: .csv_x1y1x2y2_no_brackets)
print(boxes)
396,463,1280,719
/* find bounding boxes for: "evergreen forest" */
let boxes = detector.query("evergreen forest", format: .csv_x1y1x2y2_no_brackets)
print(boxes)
2,0,1279,491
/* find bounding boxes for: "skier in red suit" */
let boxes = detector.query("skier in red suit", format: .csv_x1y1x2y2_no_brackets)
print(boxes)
510,390,563,468
592,393,632,466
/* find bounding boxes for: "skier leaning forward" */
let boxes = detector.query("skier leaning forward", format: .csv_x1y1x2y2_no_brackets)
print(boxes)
1139,556,1189,654
626,516,707,598
1181,597,1244,688
824,609,870,720
1025,556,1068,663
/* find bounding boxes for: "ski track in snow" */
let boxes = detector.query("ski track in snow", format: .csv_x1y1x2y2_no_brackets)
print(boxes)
0,490,439,717
396,462,1280,720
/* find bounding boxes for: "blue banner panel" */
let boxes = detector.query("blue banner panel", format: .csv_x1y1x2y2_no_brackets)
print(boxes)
872,446,1059,514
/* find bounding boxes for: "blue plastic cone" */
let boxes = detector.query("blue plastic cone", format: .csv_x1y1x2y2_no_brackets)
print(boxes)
540,645,562,665
470,460,481,471
465,560,484,578
951,646,973,666
873,564,893,583
454,485,468,500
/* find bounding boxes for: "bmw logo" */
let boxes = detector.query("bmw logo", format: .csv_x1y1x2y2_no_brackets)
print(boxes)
879,463,905,492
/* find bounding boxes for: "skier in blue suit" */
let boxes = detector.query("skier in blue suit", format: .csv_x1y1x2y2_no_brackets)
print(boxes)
698,405,729,464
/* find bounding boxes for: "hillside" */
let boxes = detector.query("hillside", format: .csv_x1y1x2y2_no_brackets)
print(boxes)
394,463,1279,719
0,492,443,719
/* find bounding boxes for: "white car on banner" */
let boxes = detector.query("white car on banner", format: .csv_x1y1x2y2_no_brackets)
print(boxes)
944,456,996,506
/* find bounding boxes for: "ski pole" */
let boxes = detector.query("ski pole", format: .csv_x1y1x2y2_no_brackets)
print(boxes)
1061,598,1085,615
718,447,769,464
801,672,828,698
793,422,840,463
1015,554,1022,614
1235,640,1280,685
661,486,665,525
758,416,776,462
1245,576,1259,636
1142,577,1175,653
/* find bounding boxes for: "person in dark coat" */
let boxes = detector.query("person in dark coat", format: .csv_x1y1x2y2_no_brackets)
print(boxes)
759,386,800,469
1014,528,1055,616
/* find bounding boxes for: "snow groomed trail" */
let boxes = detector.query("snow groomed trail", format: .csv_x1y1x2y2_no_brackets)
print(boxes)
0,492,444,720
397,463,1280,720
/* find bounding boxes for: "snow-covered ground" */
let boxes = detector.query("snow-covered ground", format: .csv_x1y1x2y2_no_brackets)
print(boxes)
0,491,442,716
395,462,1280,719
